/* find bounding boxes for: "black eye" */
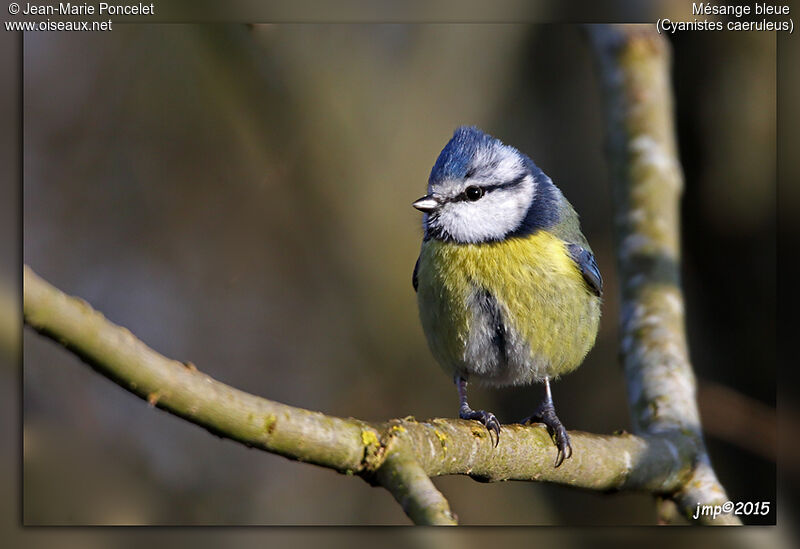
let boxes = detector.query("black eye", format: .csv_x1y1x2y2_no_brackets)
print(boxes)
465,186,484,201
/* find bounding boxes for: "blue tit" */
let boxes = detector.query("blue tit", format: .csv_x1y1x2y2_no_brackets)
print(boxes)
412,126,602,467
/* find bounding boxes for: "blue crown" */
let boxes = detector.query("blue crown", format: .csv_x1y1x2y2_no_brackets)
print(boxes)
429,126,501,184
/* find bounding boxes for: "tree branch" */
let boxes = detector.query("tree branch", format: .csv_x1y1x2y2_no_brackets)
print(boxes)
25,264,698,524
587,24,739,525
374,446,458,525
22,25,737,525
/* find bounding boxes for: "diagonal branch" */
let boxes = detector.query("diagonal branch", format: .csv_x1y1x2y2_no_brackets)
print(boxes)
21,27,737,527
25,264,699,524
587,24,739,525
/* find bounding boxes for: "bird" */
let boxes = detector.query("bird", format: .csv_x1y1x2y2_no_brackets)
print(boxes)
412,126,602,467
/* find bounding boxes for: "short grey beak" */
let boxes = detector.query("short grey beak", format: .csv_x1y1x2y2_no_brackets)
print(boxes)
412,195,439,213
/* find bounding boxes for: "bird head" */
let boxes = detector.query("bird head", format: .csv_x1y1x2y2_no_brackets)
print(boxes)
413,126,558,244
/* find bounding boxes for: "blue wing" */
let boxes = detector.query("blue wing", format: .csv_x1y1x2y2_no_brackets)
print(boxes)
567,243,602,297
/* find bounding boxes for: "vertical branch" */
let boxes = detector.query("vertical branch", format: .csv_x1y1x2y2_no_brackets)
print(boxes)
587,24,739,525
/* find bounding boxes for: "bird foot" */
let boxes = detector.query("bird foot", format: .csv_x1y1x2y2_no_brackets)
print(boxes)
520,401,572,467
460,407,501,447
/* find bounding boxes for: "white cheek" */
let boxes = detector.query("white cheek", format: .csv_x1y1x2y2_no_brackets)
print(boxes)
440,184,534,243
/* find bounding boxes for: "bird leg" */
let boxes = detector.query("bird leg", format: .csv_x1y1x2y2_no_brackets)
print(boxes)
520,377,572,467
456,376,500,447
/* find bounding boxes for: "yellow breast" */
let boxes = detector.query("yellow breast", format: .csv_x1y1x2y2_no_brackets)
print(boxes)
416,231,600,385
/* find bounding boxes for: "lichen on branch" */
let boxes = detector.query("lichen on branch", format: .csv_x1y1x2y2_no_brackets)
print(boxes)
24,264,706,524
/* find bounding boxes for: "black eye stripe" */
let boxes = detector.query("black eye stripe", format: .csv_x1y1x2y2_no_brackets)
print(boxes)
447,173,528,203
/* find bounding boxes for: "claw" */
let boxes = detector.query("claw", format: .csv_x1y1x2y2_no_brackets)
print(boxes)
461,408,501,447
550,418,572,467
520,401,573,468
455,377,501,447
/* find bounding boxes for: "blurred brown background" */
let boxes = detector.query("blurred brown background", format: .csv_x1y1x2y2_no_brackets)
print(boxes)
19,24,777,525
